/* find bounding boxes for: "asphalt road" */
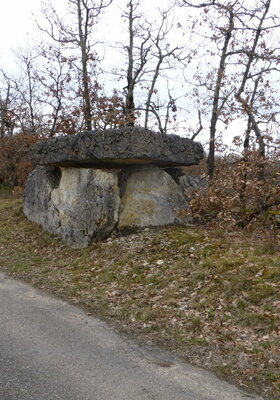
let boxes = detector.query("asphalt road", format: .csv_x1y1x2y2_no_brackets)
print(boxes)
0,272,263,400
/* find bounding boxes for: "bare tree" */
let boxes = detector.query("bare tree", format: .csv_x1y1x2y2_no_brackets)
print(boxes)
179,1,237,177
121,0,152,126
1,49,43,135
143,9,182,132
179,0,280,176
234,0,278,158
36,44,81,136
0,82,13,137
208,3,235,177
118,1,185,131
16,51,40,134
39,0,112,131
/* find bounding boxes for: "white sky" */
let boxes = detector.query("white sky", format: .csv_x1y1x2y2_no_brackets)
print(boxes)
0,0,279,149
0,0,171,58
0,0,176,71
0,0,41,62
2,0,280,69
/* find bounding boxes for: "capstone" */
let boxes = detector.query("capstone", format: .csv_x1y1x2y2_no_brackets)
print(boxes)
30,127,204,168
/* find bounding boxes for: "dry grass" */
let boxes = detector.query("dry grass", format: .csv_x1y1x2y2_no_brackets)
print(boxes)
0,198,279,399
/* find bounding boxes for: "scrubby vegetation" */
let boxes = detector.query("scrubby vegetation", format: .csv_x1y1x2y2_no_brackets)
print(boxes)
184,151,280,231
0,133,41,187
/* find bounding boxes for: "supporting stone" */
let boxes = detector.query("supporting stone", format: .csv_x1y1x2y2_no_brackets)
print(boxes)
118,166,191,231
23,166,120,248
23,166,61,236
164,167,208,198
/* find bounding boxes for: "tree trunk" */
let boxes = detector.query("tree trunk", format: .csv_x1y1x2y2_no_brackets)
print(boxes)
125,1,136,127
207,9,234,178
77,0,92,131
235,1,271,159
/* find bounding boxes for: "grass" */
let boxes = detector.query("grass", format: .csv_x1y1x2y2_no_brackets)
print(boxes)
0,198,280,399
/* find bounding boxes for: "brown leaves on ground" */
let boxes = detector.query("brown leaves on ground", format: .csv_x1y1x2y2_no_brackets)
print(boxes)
0,199,279,399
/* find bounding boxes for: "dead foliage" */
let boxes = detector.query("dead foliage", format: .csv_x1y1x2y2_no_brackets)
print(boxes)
186,152,280,231
0,133,42,187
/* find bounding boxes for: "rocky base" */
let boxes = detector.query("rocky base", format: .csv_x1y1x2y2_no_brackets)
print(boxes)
23,165,197,248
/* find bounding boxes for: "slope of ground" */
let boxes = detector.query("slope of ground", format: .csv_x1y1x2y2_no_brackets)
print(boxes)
0,198,279,399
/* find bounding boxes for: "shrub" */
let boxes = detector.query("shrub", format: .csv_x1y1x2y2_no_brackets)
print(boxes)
0,133,42,187
187,151,280,230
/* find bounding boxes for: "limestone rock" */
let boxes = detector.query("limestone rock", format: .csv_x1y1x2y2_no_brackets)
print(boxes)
178,174,208,192
118,166,191,231
164,167,208,199
23,166,61,235
23,166,120,247
29,127,204,168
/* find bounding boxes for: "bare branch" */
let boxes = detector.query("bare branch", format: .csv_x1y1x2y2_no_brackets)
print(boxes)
191,110,203,140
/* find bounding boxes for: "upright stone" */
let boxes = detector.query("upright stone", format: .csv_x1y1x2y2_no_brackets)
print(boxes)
118,166,191,231
23,166,120,248
23,166,61,235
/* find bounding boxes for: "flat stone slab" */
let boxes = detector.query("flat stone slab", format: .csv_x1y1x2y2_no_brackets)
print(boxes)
30,127,204,168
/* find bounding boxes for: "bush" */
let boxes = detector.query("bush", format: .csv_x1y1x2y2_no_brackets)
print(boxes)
188,152,280,230
0,133,42,187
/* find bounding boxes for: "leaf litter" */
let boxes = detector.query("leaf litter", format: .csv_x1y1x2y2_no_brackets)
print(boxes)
0,199,279,399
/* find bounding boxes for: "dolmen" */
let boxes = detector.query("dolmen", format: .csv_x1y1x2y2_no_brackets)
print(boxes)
23,127,204,248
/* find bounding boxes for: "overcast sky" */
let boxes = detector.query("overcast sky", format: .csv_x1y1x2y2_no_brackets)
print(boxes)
1,0,280,148
0,0,177,74
0,0,170,61
0,0,40,61
2,0,280,66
